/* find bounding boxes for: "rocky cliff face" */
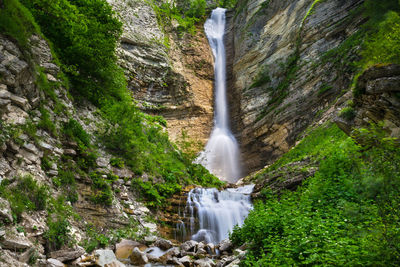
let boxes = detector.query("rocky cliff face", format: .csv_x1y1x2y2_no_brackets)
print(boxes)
0,33,158,266
108,0,214,146
226,0,365,174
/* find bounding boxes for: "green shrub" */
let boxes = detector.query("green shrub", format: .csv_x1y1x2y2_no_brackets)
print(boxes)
63,119,91,147
362,11,400,66
231,124,400,266
110,157,124,168
89,172,113,206
0,175,49,221
339,106,356,120
0,0,40,48
54,169,78,203
38,106,57,136
21,0,125,105
45,215,71,251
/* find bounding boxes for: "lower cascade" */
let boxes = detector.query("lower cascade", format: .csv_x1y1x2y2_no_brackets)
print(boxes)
185,185,254,244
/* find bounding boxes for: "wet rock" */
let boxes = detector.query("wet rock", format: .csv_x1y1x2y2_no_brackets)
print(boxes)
49,246,85,262
115,239,143,259
206,243,215,254
218,239,232,252
129,247,148,265
158,247,180,263
144,235,157,243
154,238,173,250
195,257,216,267
178,255,192,267
180,240,198,252
0,197,13,223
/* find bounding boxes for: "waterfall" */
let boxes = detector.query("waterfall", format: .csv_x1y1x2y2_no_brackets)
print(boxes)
196,8,241,183
186,185,254,244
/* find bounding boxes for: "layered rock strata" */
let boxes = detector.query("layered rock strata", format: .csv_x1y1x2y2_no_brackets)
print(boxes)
109,0,215,145
227,0,365,174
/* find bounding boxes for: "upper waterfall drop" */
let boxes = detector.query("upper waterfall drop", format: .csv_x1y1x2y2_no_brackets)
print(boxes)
197,8,241,183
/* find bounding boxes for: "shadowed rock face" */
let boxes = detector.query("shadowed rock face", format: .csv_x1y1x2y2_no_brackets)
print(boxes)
336,64,400,138
226,0,365,175
109,0,215,146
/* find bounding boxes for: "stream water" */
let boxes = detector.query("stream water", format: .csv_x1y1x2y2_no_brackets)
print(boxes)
176,9,254,245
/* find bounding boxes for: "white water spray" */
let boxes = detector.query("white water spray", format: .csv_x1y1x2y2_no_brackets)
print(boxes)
186,185,254,244
197,8,241,183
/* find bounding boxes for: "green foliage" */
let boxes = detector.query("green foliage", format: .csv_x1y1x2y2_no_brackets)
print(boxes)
45,215,71,251
89,172,114,206
0,175,49,221
151,0,206,38
45,196,76,250
38,106,57,136
249,65,271,90
232,124,400,266
41,156,52,171
21,0,126,105
54,169,78,203
339,106,356,120
218,0,238,9
362,11,400,66
110,157,125,168
81,224,111,252
176,130,203,161
317,83,333,96
63,119,91,147
0,0,41,48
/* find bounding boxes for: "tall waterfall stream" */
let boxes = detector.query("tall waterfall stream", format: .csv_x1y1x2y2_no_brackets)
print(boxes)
178,8,254,246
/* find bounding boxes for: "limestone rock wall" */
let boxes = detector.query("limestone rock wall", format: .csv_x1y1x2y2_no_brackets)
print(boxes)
109,0,215,146
227,0,365,174
0,33,158,266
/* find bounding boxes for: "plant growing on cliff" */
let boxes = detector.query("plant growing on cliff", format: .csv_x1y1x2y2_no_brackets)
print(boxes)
0,175,49,221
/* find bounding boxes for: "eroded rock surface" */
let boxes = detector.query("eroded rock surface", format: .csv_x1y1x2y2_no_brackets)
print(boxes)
108,0,214,146
227,0,364,174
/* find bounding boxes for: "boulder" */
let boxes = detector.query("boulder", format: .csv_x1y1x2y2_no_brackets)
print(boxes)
115,239,143,259
94,249,125,267
178,255,192,267
194,257,216,267
158,247,180,263
0,231,32,250
46,258,65,267
218,239,232,252
180,240,198,252
10,94,30,111
154,238,173,250
129,247,148,265
0,197,13,223
49,246,85,262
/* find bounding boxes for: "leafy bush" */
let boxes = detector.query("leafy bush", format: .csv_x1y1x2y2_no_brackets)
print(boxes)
231,124,400,266
339,106,356,120
63,119,91,147
89,172,113,206
21,0,125,104
38,106,57,136
362,11,400,66
0,0,40,48
0,175,49,221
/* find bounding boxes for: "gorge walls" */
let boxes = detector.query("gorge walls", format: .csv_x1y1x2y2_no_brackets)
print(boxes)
108,0,215,146
226,0,365,174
